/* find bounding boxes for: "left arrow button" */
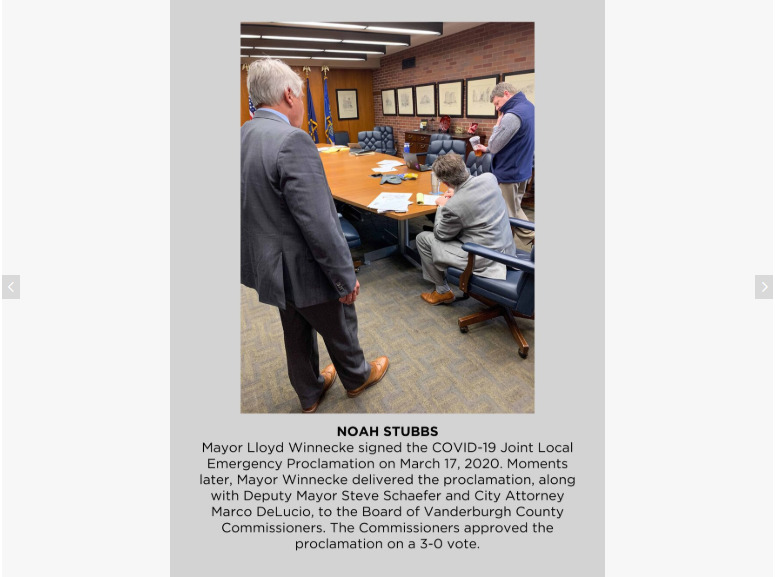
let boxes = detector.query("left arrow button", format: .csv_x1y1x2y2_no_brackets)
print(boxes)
2,275,21,299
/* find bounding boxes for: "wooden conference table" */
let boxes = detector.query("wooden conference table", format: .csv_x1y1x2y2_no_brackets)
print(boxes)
317,144,446,266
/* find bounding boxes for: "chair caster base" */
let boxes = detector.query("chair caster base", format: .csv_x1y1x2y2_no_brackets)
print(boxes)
456,306,532,359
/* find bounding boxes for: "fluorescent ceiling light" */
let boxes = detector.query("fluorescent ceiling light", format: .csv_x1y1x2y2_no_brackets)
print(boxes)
262,35,341,43
325,49,383,55
280,22,366,30
366,25,440,35
342,39,407,46
312,57,364,61
240,34,261,38
254,55,310,59
254,46,320,52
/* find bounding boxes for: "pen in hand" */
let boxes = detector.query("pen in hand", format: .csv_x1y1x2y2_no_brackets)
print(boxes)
436,189,454,207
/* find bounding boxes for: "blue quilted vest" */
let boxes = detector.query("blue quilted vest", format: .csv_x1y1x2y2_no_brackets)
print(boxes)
491,92,535,183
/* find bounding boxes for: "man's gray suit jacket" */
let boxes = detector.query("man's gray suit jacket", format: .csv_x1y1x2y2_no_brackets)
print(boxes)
432,172,515,279
241,109,355,309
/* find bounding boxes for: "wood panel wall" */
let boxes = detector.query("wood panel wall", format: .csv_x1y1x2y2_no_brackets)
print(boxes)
240,65,375,143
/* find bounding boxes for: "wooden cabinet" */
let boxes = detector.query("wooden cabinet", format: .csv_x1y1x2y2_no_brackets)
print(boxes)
404,131,431,154
403,131,485,159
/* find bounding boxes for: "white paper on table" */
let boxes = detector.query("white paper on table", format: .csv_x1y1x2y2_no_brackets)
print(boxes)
368,192,412,212
377,160,404,168
416,193,442,205
373,167,397,172
377,201,409,213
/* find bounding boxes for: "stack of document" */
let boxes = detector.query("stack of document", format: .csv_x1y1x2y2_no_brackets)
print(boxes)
367,193,412,213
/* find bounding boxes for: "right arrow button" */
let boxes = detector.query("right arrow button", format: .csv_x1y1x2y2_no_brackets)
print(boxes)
755,275,773,299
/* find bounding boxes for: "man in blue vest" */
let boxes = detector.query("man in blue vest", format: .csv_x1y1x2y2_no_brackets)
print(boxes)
473,82,535,247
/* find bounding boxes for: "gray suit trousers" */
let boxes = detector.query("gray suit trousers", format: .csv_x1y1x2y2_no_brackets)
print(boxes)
415,230,456,290
499,181,535,246
278,299,371,408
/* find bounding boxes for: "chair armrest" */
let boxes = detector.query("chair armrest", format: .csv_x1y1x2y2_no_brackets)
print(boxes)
460,243,535,274
456,242,533,293
509,217,535,231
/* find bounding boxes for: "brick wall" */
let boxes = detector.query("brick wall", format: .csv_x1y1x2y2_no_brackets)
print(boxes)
373,22,534,153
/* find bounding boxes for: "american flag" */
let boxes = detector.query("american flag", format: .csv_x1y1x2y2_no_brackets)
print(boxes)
248,96,256,119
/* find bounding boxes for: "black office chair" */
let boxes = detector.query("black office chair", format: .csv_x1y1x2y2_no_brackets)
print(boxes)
373,126,396,155
334,131,349,146
357,130,382,152
465,151,493,176
425,139,466,166
446,218,535,358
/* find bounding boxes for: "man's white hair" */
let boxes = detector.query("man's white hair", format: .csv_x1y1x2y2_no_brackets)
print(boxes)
247,58,303,107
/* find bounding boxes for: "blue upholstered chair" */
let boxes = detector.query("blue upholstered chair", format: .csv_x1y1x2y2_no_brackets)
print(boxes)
334,131,350,146
465,151,493,176
429,133,451,144
357,130,382,152
446,218,535,358
418,133,452,163
373,126,396,155
425,139,466,166
338,214,362,271
339,215,360,249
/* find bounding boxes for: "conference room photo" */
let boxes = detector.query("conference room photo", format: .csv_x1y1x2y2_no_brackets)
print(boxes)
240,22,536,414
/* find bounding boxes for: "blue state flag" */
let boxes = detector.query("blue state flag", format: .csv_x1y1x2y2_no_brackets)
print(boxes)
306,78,319,143
323,76,335,145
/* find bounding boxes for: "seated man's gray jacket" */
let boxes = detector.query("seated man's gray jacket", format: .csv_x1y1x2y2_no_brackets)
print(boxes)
432,173,516,279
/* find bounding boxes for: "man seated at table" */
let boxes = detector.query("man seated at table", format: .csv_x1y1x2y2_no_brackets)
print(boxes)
415,154,516,305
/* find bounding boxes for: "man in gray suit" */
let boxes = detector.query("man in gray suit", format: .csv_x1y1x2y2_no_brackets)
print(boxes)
241,59,388,413
415,154,516,305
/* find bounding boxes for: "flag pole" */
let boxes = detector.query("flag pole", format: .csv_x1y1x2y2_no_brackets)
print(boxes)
303,66,319,143
322,66,335,145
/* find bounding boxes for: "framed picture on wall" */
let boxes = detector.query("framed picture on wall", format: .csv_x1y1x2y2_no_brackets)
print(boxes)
414,83,436,117
396,86,415,116
437,79,463,117
465,74,499,118
381,88,396,116
502,69,535,104
336,89,359,121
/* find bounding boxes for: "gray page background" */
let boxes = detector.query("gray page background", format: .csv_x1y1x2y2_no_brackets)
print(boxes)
171,4,604,574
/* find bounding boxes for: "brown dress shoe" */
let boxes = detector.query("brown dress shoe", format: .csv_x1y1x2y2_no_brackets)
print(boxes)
421,290,455,305
347,356,389,398
302,364,337,413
